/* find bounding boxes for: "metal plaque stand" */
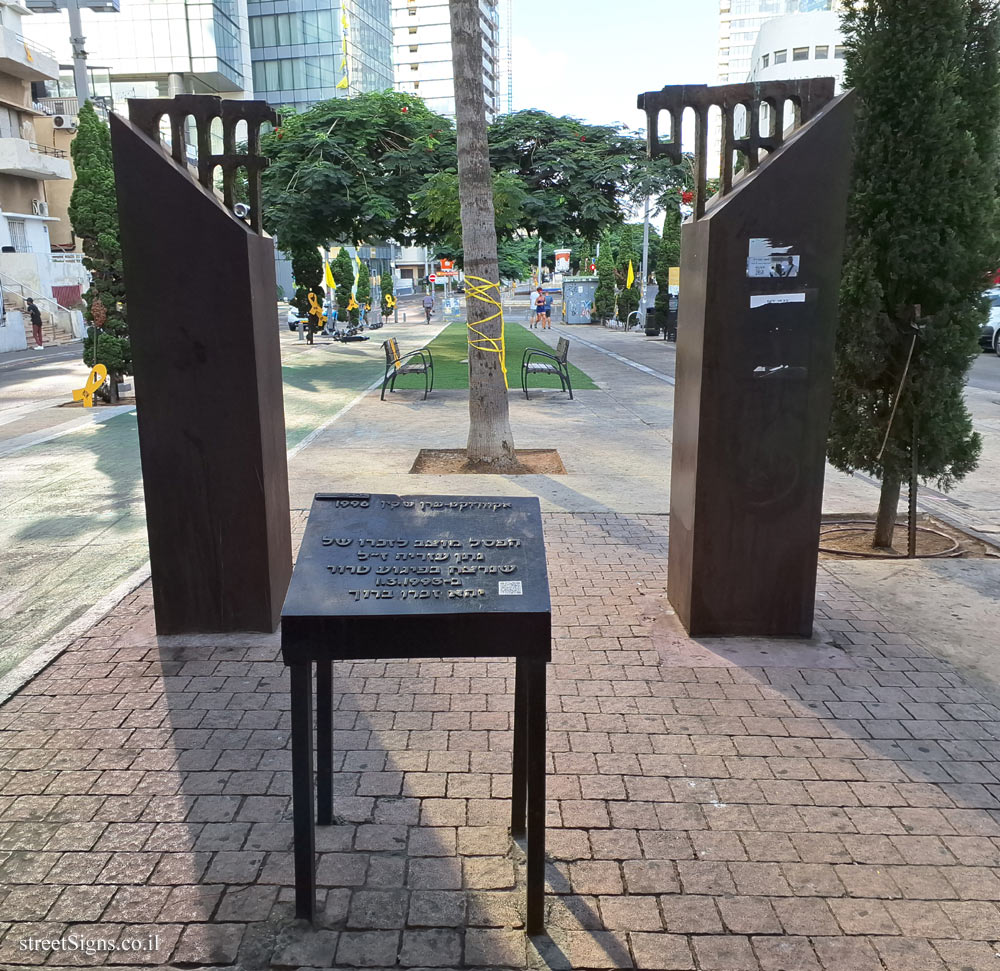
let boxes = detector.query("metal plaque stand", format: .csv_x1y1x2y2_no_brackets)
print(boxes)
281,494,552,934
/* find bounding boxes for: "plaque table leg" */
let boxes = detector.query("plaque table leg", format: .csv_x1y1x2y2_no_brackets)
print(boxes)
316,660,333,826
290,662,316,921
511,657,527,838
526,658,546,935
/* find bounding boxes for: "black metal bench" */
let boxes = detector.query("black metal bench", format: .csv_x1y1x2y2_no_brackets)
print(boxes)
381,337,434,400
521,336,573,400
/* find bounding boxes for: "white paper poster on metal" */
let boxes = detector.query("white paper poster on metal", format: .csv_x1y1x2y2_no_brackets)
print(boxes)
750,293,807,309
747,238,801,278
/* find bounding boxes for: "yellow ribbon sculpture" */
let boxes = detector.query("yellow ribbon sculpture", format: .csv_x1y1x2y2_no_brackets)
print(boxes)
72,364,107,408
465,275,508,388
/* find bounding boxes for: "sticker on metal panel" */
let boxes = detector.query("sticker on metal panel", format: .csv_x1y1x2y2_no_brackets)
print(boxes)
498,581,523,596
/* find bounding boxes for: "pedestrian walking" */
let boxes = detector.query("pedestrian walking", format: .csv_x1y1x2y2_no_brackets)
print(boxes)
26,298,43,349
532,287,545,328
422,291,434,323
542,293,553,330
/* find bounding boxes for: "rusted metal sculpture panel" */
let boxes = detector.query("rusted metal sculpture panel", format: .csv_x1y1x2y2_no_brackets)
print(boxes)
111,95,291,634
637,81,854,637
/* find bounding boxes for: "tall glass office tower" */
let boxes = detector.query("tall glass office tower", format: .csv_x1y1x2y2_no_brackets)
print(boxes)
249,0,393,111
27,0,253,102
718,0,841,82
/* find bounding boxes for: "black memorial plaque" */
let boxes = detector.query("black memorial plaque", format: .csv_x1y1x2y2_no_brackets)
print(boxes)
282,494,551,933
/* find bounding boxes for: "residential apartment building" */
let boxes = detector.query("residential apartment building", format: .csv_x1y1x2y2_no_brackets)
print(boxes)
249,0,393,112
718,0,844,84
392,0,500,121
0,0,77,351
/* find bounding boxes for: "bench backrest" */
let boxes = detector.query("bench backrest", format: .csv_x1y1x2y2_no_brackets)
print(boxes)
555,337,569,363
383,338,401,369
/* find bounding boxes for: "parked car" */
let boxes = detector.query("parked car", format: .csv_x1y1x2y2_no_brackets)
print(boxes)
980,287,1000,352
287,307,303,331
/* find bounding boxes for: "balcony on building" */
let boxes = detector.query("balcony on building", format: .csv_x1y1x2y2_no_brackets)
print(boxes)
0,23,60,82
0,136,71,178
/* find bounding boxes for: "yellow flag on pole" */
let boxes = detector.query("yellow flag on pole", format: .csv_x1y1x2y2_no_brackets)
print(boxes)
337,75,349,89
324,261,335,289
626,260,635,289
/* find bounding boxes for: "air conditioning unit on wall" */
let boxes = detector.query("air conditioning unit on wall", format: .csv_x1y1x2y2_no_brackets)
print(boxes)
31,199,49,217
52,115,78,130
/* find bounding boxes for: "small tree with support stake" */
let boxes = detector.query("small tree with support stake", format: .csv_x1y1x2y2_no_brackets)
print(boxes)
829,0,1000,551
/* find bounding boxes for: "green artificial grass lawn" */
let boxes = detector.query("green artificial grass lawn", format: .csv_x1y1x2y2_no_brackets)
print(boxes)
389,320,598,391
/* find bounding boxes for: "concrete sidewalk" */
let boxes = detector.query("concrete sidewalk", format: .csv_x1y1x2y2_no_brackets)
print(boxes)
1,321,1000,970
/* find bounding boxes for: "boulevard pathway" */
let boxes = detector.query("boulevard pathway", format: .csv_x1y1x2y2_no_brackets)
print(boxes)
0,309,453,680
0,317,998,970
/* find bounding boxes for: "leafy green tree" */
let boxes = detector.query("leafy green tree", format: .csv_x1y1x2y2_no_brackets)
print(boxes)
413,170,527,251
380,269,395,319
575,242,593,276
655,205,681,322
487,111,685,241
332,248,356,325
594,240,616,320
261,91,456,255
356,261,371,318
291,245,322,316
829,0,1000,548
69,101,129,402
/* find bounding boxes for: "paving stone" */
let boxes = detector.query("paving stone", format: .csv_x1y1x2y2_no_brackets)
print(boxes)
398,928,461,968
347,889,408,929
871,936,948,971
752,935,821,971
408,890,466,927
465,928,525,968
529,929,634,970
692,934,759,971
172,922,244,965
811,936,884,971
629,933,694,970
272,928,340,968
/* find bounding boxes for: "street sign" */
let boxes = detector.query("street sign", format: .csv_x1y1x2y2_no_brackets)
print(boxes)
428,274,437,283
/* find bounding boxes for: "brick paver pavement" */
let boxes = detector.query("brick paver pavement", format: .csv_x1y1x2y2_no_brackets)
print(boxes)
2,513,999,969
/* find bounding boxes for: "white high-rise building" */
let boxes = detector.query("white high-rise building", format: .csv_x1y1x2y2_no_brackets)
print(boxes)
392,0,500,121
718,0,844,83
747,10,847,90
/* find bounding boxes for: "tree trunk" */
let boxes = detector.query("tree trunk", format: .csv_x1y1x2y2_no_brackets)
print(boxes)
449,0,517,468
873,473,900,549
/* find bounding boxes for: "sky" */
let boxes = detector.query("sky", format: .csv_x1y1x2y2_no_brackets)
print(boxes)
509,0,719,131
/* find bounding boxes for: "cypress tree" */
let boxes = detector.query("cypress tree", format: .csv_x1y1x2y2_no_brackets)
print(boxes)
654,205,681,323
829,0,1000,547
356,262,371,320
594,237,616,320
380,269,395,320
333,249,355,325
69,101,129,402
291,245,322,317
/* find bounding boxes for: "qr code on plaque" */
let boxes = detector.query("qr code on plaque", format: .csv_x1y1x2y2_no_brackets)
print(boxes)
498,581,523,596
